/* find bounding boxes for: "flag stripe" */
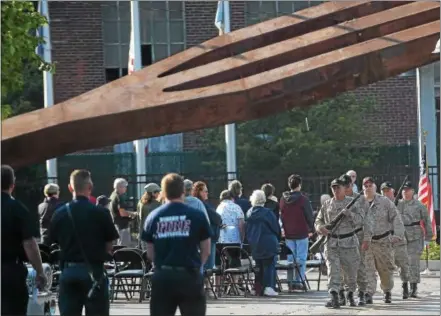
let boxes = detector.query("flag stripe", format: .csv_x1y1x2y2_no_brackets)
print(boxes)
418,141,437,240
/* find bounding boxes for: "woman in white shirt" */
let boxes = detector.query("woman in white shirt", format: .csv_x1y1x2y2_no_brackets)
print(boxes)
216,190,245,268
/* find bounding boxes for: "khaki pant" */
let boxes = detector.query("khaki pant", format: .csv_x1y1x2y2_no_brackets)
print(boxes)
340,232,368,292
393,243,410,282
365,241,394,295
407,239,424,283
325,246,360,293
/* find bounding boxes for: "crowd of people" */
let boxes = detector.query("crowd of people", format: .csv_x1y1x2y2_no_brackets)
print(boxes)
1,164,436,316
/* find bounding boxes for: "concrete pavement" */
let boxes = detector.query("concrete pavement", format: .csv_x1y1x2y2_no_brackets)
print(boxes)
102,272,440,315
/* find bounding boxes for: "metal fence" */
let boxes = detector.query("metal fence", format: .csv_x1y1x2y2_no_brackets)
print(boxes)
112,165,438,213
12,148,439,221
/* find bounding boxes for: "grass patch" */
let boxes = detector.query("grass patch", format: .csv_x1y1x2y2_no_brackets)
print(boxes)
420,241,440,260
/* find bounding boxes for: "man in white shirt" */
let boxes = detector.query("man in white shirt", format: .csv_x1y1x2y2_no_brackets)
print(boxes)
346,170,359,193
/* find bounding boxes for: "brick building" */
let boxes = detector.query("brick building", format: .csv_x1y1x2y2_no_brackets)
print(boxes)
49,1,440,152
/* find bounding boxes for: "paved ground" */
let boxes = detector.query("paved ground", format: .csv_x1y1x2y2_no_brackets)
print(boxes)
62,271,439,316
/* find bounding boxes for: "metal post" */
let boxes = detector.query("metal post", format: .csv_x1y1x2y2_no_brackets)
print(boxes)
222,1,237,184
417,64,438,210
41,0,57,184
130,0,146,199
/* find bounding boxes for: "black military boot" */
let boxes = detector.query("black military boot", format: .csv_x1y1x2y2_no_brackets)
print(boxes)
365,292,373,304
347,291,356,306
402,282,409,299
326,291,340,309
410,283,418,298
358,291,366,306
384,291,392,303
338,289,346,306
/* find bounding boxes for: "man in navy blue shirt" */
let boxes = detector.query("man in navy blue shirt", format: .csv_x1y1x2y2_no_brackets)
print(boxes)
142,173,212,316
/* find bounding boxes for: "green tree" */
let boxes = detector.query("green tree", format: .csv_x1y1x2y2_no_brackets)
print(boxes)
1,1,51,119
199,93,383,173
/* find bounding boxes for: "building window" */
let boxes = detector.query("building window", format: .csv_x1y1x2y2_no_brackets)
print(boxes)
102,1,186,82
245,1,322,26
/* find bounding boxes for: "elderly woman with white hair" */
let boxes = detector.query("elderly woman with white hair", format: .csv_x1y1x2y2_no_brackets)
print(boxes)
246,190,281,297
346,170,359,193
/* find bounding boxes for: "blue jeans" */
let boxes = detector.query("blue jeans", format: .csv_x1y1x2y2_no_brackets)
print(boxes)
204,241,216,270
286,238,309,285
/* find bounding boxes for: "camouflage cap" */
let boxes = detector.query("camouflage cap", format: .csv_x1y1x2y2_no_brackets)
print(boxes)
44,183,59,195
144,183,161,193
380,181,393,190
331,178,345,187
339,174,352,186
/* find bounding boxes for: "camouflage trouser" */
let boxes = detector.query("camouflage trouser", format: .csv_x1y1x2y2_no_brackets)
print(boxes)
325,246,360,293
393,243,410,282
407,239,424,283
339,232,368,292
365,241,395,295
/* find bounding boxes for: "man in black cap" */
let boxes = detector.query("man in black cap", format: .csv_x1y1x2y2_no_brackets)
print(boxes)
380,182,395,201
142,173,212,316
1,165,47,315
315,178,365,308
396,181,433,298
338,174,369,306
362,176,405,304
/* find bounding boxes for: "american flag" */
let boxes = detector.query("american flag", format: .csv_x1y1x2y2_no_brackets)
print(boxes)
418,140,437,240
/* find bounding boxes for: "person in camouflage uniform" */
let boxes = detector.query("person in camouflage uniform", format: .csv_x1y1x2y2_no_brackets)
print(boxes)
380,181,411,299
362,177,405,304
315,178,366,309
397,181,433,298
338,174,369,306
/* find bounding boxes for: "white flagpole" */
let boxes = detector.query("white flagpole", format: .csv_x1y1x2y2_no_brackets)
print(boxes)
40,0,57,184
129,0,146,200
221,1,237,184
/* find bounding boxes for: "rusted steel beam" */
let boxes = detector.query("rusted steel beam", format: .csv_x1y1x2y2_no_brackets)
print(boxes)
161,0,410,76
1,2,439,168
164,1,439,91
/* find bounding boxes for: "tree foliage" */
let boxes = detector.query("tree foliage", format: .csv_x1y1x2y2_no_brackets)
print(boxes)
199,94,383,173
1,1,50,119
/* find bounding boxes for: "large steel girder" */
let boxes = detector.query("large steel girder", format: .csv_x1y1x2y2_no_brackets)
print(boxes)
2,1,440,168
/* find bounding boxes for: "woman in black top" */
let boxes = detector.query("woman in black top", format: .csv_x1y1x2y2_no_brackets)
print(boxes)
192,181,222,270
261,183,280,222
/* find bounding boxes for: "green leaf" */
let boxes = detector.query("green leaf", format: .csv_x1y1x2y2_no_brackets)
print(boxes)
1,1,52,120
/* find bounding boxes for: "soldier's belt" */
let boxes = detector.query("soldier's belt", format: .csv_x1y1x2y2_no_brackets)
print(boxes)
404,221,421,227
354,227,363,234
372,231,391,240
330,230,357,239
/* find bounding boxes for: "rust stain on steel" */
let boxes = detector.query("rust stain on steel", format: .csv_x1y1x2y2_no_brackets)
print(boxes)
1,1,439,168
